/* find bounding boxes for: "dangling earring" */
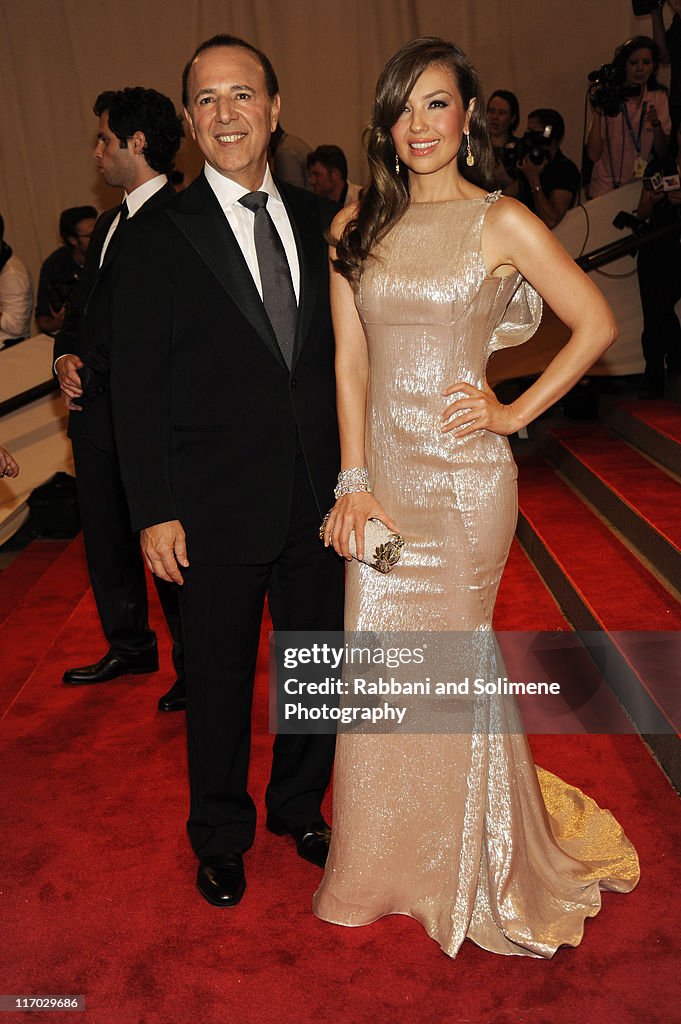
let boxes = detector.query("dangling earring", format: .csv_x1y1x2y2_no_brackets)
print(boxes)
464,132,475,167
395,153,400,174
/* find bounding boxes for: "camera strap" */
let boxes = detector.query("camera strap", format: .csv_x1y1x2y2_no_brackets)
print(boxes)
621,100,647,159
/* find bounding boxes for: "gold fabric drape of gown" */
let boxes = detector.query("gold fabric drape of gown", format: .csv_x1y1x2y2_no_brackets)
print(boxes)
312,195,639,958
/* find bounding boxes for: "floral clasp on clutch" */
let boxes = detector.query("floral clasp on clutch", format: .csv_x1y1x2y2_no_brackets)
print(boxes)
319,514,405,574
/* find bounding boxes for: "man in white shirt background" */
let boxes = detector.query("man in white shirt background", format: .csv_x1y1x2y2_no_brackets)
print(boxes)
0,213,33,348
306,144,362,207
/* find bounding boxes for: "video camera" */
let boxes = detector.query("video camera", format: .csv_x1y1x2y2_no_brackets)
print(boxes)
588,63,641,117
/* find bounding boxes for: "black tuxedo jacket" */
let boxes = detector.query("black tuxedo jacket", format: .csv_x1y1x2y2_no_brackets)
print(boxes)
54,182,176,450
110,172,340,565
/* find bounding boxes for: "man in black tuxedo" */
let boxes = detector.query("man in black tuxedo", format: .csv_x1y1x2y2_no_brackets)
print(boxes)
55,88,186,711
110,36,344,906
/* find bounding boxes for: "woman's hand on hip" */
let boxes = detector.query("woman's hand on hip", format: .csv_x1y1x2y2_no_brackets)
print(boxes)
441,380,521,438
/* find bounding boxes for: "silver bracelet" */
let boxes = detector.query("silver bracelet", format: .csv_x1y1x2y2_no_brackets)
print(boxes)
334,466,372,499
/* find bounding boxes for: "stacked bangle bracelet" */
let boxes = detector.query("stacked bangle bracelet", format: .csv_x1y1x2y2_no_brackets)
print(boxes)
334,466,372,499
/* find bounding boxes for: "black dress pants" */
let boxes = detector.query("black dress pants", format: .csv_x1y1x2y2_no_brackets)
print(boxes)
72,435,183,671
637,233,681,395
180,451,344,858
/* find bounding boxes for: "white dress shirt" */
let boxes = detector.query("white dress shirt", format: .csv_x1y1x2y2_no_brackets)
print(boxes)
203,162,300,302
99,174,168,267
0,254,33,345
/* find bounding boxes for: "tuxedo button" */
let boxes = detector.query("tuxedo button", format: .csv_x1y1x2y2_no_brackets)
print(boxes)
290,378,298,389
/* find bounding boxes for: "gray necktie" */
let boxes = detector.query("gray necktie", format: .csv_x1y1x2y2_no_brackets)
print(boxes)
239,191,297,368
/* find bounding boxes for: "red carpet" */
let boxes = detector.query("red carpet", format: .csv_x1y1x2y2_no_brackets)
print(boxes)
617,399,681,445
518,458,681,632
0,539,67,627
551,426,681,553
1,537,679,1024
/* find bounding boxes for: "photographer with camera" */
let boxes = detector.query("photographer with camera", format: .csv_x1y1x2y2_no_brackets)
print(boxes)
35,206,97,336
587,36,670,197
515,109,580,228
633,120,681,397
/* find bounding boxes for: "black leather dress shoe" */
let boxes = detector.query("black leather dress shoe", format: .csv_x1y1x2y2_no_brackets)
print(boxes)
62,649,159,685
157,678,186,712
266,814,331,868
196,855,246,907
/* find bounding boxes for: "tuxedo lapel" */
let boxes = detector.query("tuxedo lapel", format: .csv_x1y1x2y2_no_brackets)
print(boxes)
166,174,287,371
277,182,322,370
81,207,119,316
85,184,178,312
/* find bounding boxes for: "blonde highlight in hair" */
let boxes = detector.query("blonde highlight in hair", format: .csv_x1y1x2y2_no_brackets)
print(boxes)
334,37,494,286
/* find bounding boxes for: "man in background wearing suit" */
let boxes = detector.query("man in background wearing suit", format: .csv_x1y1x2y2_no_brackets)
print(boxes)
55,88,186,712
110,36,344,906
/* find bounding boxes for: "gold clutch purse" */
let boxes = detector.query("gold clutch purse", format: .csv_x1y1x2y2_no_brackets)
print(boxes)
319,514,405,574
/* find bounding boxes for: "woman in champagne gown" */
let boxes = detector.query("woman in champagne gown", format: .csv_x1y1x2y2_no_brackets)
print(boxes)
313,38,639,959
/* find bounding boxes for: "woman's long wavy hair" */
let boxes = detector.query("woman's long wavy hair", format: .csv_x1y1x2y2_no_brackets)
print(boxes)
334,37,495,286
612,35,665,91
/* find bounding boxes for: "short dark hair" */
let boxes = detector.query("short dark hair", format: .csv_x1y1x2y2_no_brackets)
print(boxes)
59,206,97,246
528,108,565,145
93,87,183,174
181,34,279,108
487,90,520,133
307,145,348,181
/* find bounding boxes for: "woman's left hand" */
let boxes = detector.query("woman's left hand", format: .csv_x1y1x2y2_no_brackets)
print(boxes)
440,381,520,438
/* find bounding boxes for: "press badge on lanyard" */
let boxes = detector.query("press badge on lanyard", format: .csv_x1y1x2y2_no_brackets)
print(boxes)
623,100,648,179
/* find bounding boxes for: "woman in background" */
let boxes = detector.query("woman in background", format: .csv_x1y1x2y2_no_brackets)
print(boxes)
487,88,521,193
587,35,670,197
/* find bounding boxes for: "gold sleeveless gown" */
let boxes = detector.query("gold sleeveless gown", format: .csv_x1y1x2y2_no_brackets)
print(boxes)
312,195,639,958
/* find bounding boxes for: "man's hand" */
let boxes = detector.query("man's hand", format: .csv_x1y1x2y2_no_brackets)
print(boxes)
0,444,19,478
56,354,84,399
517,155,544,189
140,520,189,584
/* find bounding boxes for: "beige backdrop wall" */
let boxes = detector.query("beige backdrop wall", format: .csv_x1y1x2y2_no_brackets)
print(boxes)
0,0,662,287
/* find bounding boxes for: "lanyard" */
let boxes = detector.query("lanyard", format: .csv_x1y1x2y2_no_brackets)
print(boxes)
621,99,648,156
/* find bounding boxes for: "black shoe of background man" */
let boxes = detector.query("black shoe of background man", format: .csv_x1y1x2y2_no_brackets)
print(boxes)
62,648,159,685
196,855,246,907
266,814,331,868
157,678,186,712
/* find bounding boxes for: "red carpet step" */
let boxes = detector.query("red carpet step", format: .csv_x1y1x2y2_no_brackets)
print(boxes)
604,399,681,477
516,457,681,783
494,537,569,631
517,457,681,632
548,425,681,590
496,541,633,734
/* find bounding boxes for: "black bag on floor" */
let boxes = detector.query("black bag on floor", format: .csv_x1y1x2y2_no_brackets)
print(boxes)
27,472,80,538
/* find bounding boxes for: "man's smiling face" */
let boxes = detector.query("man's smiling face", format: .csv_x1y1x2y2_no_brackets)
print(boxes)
184,45,280,190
